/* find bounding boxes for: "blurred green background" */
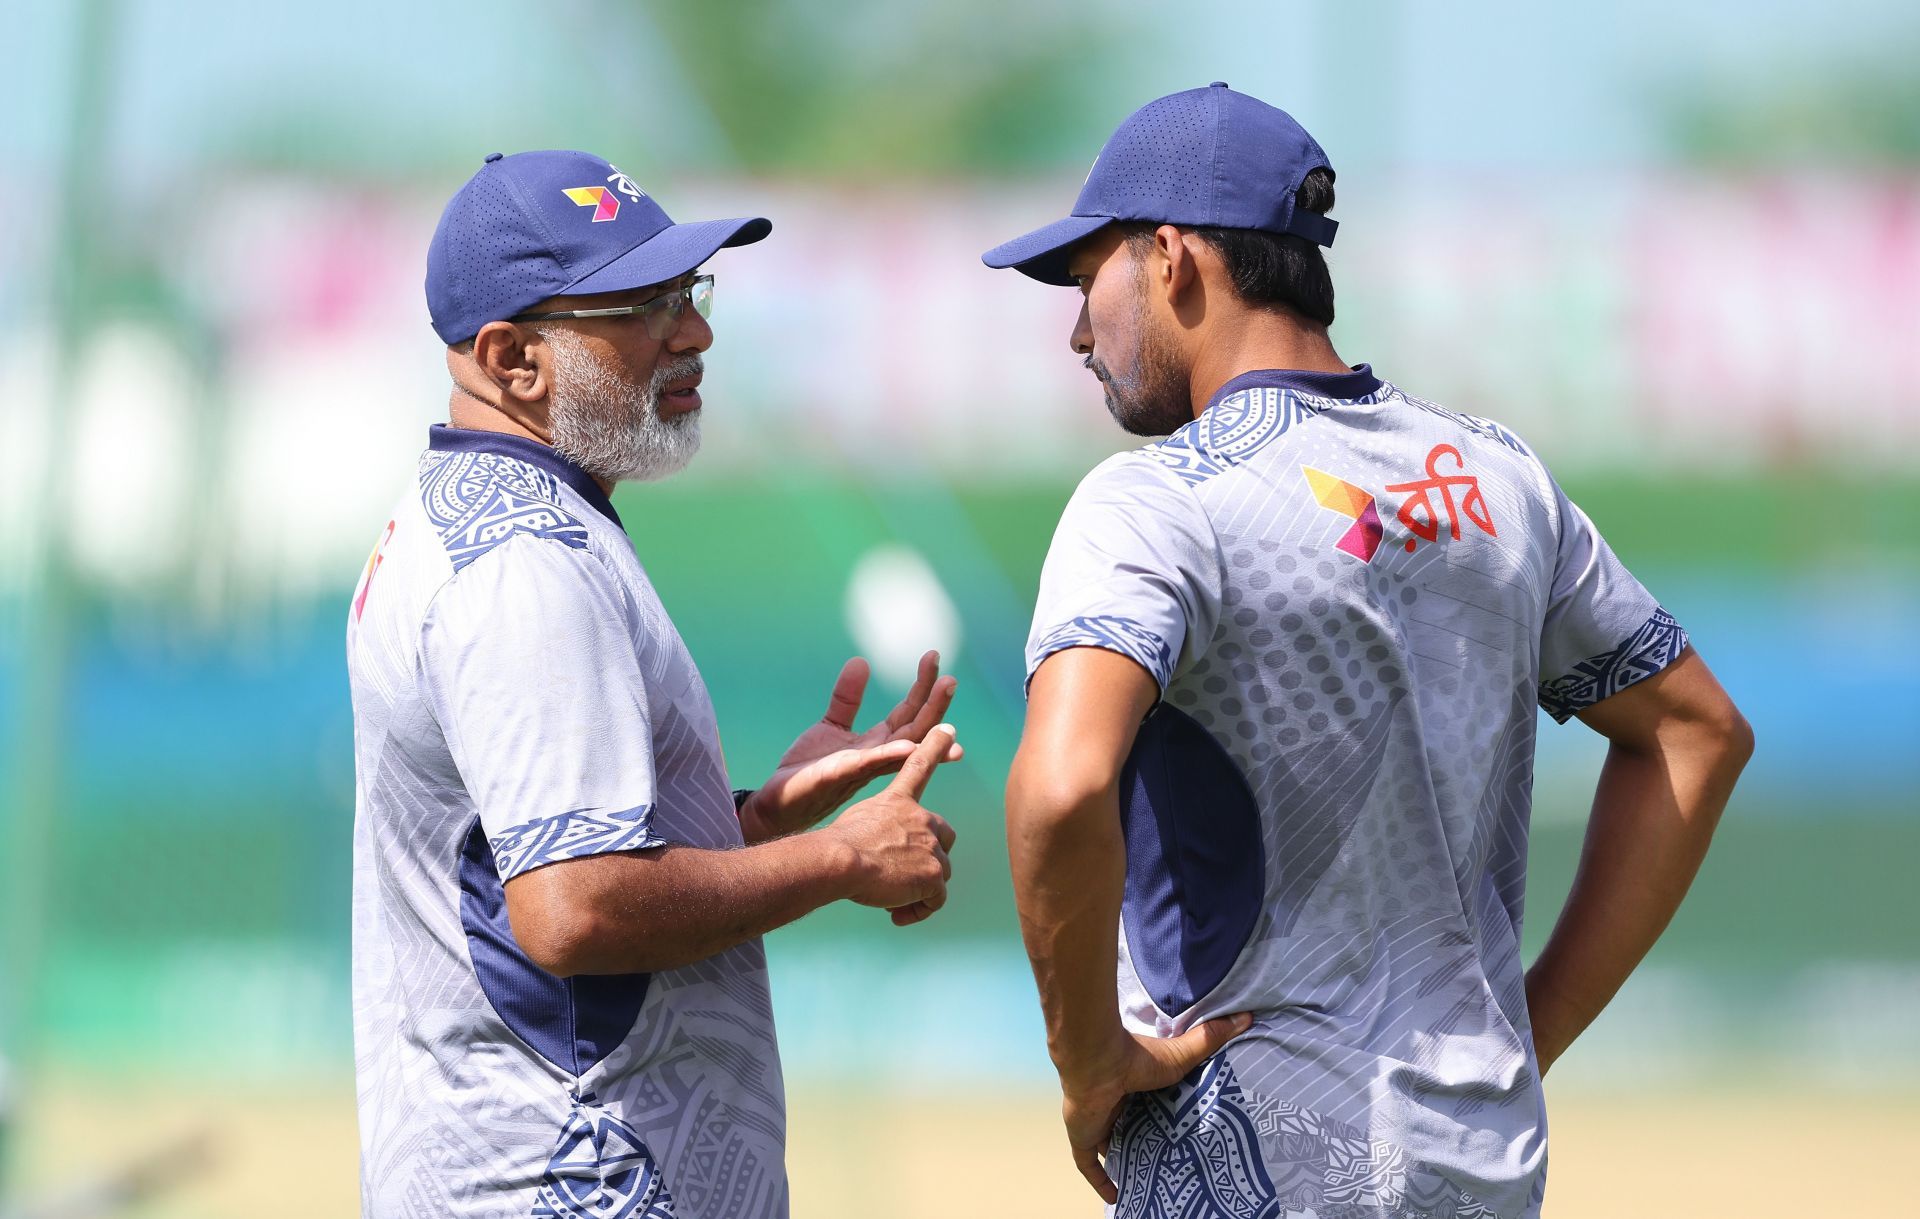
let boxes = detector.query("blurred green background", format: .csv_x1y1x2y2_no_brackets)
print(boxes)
2,2,1917,1216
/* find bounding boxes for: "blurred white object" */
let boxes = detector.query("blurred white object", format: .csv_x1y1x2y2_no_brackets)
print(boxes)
844,544,962,690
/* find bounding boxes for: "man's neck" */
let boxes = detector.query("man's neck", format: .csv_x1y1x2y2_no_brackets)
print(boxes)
1186,314,1348,420
448,389,550,445
444,390,616,497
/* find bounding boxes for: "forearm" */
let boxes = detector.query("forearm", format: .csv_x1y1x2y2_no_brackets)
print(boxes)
1007,757,1131,1086
1525,732,1747,1069
523,830,860,976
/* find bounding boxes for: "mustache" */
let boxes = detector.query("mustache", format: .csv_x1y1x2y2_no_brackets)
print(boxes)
651,352,704,388
1083,354,1109,383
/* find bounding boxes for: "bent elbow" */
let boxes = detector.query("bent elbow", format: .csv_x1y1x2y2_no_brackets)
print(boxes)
514,916,598,979
506,894,614,979
519,909,698,977
1702,693,1755,774
1725,709,1756,768
1678,692,1754,777
1007,763,1113,829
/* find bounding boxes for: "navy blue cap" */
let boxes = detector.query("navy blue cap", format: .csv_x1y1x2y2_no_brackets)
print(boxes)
982,83,1335,286
426,150,771,344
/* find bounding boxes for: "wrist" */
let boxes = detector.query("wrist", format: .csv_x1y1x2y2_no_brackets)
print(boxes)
1051,1031,1132,1097
810,821,869,902
735,788,785,844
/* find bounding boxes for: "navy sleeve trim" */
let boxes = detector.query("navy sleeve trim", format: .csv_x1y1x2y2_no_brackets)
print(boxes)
490,804,665,879
1030,615,1175,694
1539,608,1690,724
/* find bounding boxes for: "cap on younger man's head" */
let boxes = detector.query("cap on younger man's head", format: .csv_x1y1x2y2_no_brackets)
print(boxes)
425,150,771,345
982,83,1335,286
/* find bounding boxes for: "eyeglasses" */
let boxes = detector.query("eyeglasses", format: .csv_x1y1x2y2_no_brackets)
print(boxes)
510,274,714,341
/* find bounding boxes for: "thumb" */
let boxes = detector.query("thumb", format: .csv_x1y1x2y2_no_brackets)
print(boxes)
1159,1012,1253,1079
887,723,956,801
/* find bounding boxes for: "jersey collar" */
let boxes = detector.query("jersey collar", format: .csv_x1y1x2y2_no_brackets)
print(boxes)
1206,364,1383,408
428,425,623,528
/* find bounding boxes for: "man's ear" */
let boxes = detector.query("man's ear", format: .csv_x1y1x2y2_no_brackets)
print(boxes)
471,321,552,406
1154,224,1200,305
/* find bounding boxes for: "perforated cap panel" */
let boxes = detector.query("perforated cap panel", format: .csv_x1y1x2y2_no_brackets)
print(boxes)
1075,88,1225,225
425,160,572,345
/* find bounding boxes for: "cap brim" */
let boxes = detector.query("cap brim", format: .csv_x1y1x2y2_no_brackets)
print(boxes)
981,215,1115,285
565,215,771,297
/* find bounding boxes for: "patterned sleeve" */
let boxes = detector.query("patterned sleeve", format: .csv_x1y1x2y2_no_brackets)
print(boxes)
1537,479,1691,724
420,534,666,880
1025,455,1223,696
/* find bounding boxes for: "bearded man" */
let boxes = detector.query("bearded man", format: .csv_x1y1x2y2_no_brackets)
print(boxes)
346,150,962,1219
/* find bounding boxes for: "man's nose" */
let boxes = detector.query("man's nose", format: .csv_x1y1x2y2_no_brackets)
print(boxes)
669,302,713,354
1070,300,1093,356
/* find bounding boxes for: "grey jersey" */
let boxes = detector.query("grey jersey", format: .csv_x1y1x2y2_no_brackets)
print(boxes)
348,426,787,1219
1025,367,1687,1218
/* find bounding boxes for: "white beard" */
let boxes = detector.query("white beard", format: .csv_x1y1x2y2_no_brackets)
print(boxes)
543,329,703,483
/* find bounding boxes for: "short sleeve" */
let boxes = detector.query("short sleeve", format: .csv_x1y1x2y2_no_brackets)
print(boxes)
1025,456,1223,695
421,535,667,880
1537,480,1690,723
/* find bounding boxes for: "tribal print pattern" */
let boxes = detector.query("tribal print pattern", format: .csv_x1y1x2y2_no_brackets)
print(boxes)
1030,615,1176,691
1109,1058,1281,1219
1147,389,1328,487
1247,1096,1498,1219
491,804,663,880
419,450,591,572
1539,607,1689,722
532,1101,677,1219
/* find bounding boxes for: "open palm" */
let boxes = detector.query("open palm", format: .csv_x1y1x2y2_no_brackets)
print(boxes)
737,651,961,842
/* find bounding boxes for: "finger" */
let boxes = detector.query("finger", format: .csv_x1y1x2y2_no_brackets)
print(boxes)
893,674,958,743
1159,1012,1255,1082
881,650,940,732
927,811,957,853
822,657,869,730
891,869,946,922
934,842,951,882
839,738,917,781
886,724,955,800
1073,1143,1118,1204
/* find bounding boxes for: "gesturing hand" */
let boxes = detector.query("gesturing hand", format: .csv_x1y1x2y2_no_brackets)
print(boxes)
828,725,959,925
1059,1013,1254,1203
738,651,961,843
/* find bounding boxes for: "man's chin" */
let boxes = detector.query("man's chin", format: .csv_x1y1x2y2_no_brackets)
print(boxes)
613,430,703,484
1103,393,1160,438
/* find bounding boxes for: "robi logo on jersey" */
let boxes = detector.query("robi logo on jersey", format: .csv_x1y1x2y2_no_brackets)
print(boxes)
1303,444,1498,563
1384,444,1498,553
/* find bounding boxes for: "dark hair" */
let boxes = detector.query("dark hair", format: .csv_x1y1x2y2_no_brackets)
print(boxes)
1126,167,1336,327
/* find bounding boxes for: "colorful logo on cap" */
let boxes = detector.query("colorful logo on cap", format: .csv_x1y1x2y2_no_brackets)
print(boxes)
1302,466,1384,562
563,186,621,222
